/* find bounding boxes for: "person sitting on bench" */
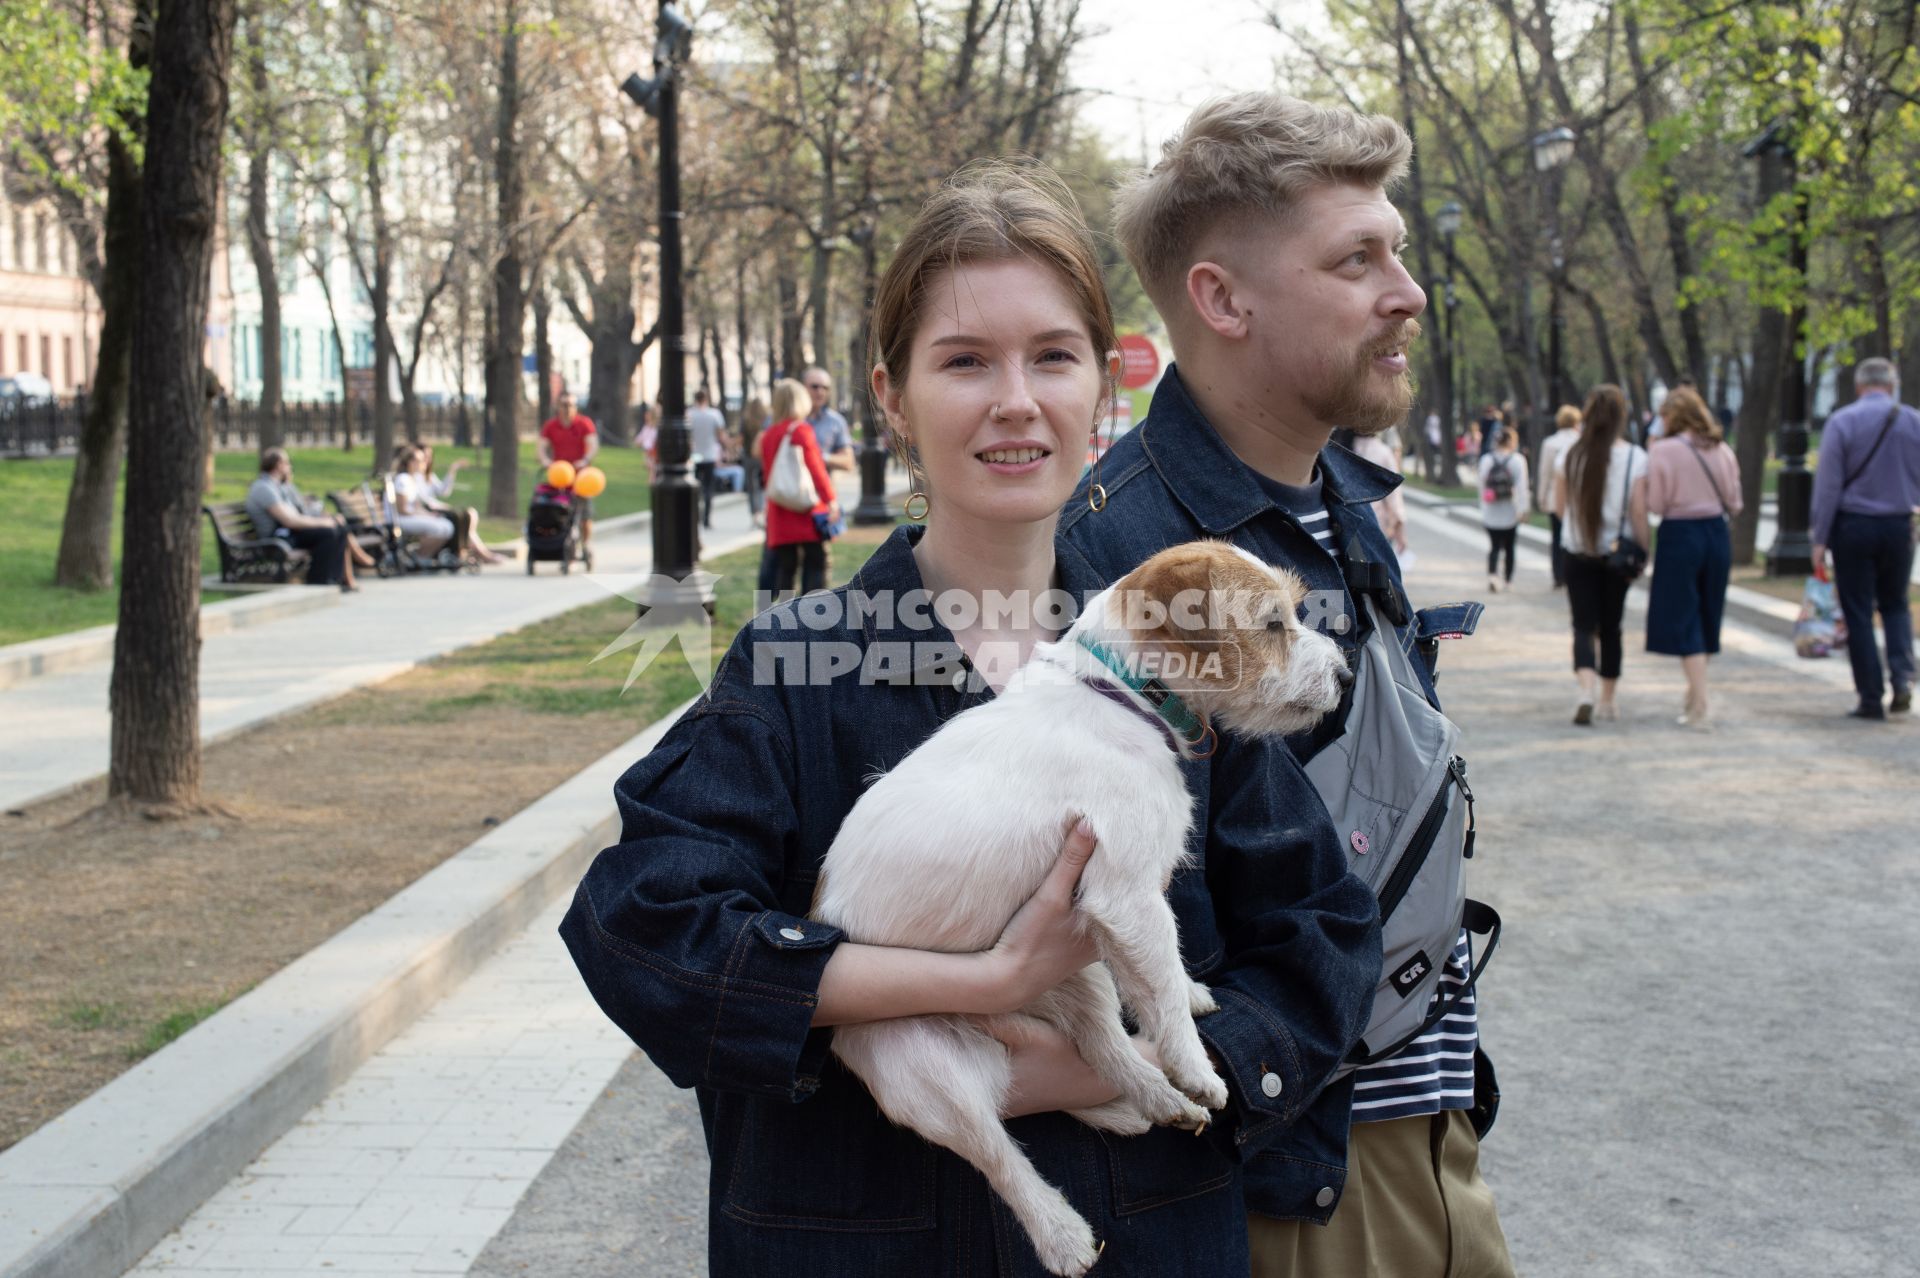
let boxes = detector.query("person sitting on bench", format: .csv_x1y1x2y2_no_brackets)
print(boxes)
247,447,370,591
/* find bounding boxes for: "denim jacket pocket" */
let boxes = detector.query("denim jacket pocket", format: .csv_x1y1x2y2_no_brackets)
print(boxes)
719,1079,939,1232
1097,1122,1237,1216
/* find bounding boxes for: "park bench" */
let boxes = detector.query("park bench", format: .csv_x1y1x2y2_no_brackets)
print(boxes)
203,501,310,585
327,483,399,563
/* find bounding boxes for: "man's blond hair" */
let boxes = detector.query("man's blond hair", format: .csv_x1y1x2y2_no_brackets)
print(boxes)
1113,92,1412,318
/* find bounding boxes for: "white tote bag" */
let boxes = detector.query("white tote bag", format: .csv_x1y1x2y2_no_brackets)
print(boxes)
765,425,820,513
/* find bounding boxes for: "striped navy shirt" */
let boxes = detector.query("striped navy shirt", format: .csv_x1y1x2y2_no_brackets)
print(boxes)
1253,463,1479,1121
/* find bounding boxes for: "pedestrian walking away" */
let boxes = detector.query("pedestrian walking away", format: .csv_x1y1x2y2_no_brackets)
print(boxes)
686,388,731,530
1810,356,1920,720
1537,404,1582,588
757,377,838,599
1554,385,1648,726
1644,386,1742,729
559,164,1377,1277
1066,92,1512,1278
1478,425,1530,592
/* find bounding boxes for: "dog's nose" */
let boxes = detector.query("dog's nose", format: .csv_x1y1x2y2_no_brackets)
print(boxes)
1333,663,1355,690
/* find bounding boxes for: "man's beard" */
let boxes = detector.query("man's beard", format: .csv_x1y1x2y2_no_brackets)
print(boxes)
1309,320,1421,436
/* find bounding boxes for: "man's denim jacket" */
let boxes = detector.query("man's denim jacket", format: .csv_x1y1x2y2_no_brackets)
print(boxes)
560,523,1379,1275
1062,364,1487,1224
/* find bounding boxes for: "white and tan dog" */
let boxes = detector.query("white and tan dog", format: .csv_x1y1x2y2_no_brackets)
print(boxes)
812,540,1349,1276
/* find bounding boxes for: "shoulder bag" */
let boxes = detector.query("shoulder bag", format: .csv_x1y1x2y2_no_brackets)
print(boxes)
1604,449,1648,581
765,423,821,514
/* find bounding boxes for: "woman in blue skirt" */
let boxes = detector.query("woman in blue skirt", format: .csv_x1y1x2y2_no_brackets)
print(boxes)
1644,387,1743,729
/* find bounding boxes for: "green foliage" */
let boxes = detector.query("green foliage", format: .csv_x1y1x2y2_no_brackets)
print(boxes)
0,0,147,185
126,999,229,1060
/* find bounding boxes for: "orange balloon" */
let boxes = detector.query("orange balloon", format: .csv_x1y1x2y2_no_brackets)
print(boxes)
546,460,577,489
573,466,607,498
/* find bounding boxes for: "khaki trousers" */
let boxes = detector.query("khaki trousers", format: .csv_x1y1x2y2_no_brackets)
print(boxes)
1248,1109,1513,1278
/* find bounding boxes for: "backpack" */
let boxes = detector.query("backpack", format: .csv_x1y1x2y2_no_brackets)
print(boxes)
1484,455,1514,503
766,422,820,513
1301,588,1500,1075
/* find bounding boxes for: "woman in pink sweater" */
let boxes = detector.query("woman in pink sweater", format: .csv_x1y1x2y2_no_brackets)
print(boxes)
1644,387,1744,729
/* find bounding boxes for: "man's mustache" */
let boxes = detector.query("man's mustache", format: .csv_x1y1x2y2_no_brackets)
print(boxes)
1366,319,1423,360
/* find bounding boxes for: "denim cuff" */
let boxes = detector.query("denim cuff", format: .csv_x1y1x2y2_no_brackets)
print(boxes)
708,912,845,1102
1196,987,1308,1159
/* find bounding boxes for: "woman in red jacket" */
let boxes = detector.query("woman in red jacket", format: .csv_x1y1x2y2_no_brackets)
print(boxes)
758,377,839,597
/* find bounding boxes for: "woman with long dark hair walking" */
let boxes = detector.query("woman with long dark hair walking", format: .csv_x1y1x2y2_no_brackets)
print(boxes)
1553,385,1648,724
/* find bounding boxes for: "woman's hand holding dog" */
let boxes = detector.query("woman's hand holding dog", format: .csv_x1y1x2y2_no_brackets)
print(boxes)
811,820,1100,1026
976,819,1101,1011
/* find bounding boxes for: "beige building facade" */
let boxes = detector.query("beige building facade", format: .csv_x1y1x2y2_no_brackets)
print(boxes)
0,190,97,393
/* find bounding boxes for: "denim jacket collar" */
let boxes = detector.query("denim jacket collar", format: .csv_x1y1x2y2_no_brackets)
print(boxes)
1139,364,1403,533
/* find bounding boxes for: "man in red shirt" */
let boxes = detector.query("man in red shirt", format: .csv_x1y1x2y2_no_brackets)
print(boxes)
538,390,601,548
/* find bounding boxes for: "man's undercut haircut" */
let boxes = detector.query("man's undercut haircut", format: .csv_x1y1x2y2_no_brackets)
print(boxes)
1112,92,1413,316
1854,356,1896,390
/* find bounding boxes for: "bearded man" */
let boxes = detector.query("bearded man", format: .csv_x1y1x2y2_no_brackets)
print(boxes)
1062,92,1514,1278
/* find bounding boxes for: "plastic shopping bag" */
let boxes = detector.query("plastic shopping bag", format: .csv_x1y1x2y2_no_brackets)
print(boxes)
1793,575,1847,658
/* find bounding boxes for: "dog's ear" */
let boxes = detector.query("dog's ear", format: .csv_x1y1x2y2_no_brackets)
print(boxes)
1116,543,1228,670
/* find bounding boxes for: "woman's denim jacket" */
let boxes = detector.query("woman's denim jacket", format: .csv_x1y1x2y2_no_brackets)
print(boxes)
1061,364,1497,1226
560,523,1380,1277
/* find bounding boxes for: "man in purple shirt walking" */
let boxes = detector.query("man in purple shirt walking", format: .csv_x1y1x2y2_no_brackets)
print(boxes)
1810,357,1920,719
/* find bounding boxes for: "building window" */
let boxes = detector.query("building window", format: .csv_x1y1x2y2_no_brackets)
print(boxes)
61,231,73,276
0,204,10,271
63,336,73,388
10,212,22,272
41,334,52,376
16,334,26,371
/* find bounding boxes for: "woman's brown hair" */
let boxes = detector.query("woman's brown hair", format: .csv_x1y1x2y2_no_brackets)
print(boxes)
1567,384,1629,548
1659,385,1722,446
868,160,1117,463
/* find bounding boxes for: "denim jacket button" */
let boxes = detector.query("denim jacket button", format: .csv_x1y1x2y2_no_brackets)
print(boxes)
1316,1186,1336,1208
1260,1072,1283,1098
779,927,805,941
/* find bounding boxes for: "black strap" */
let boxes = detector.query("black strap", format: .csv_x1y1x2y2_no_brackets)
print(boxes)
1615,449,1638,543
1686,441,1733,519
1348,899,1502,1067
1842,403,1905,491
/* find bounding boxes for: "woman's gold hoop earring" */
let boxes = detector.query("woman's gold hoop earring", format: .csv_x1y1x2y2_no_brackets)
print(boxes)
1087,408,1108,513
904,491,929,521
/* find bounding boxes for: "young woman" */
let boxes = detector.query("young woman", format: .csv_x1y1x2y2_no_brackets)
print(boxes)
1555,384,1649,724
414,443,505,565
388,445,456,559
560,165,1376,1276
757,377,838,598
1645,386,1743,728
1477,424,1530,591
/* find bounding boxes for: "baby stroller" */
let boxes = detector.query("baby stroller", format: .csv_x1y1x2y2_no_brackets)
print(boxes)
525,483,590,573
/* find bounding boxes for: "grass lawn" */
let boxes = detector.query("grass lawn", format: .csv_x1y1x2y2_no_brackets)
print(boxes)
0,439,653,646
0,525,889,1152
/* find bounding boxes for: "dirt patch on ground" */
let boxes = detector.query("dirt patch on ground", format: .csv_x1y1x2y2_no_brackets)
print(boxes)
0,527,888,1152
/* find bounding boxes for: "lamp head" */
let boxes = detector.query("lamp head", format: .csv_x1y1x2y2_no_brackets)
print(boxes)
1435,199,1463,238
1531,126,1577,172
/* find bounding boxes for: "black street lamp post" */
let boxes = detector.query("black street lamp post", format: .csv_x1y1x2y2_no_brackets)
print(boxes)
622,2,710,613
849,216,895,525
1533,126,1576,457
1744,121,1814,576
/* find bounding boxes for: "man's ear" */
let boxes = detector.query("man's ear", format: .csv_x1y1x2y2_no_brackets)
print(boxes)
1186,261,1247,340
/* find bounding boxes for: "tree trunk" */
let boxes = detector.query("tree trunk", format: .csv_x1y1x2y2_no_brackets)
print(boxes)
777,258,804,376
368,140,396,462
1733,289,1789,567
1900,296,1920,396
734,257,754,406
1393,0,1452,478
1622,10,1707,388
534,274,552,425
54,14,148,593
242,6,281,444
110,0,235,808
710,320,729,423
486,6,524,519
695,314,713,397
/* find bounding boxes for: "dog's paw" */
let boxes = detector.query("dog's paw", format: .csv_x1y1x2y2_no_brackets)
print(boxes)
1069,1098,1153,1136
1165,1049,1231,1111
1026,1192,1100,1277
1187,979,1219,1017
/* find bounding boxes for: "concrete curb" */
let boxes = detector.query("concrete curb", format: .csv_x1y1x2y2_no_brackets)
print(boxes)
0,704,692,1278
1400,488,1800,639
0,588,341,692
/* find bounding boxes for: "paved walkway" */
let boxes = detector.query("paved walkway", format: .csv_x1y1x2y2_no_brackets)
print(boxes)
0,485,790,814
122,501,1919,1277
